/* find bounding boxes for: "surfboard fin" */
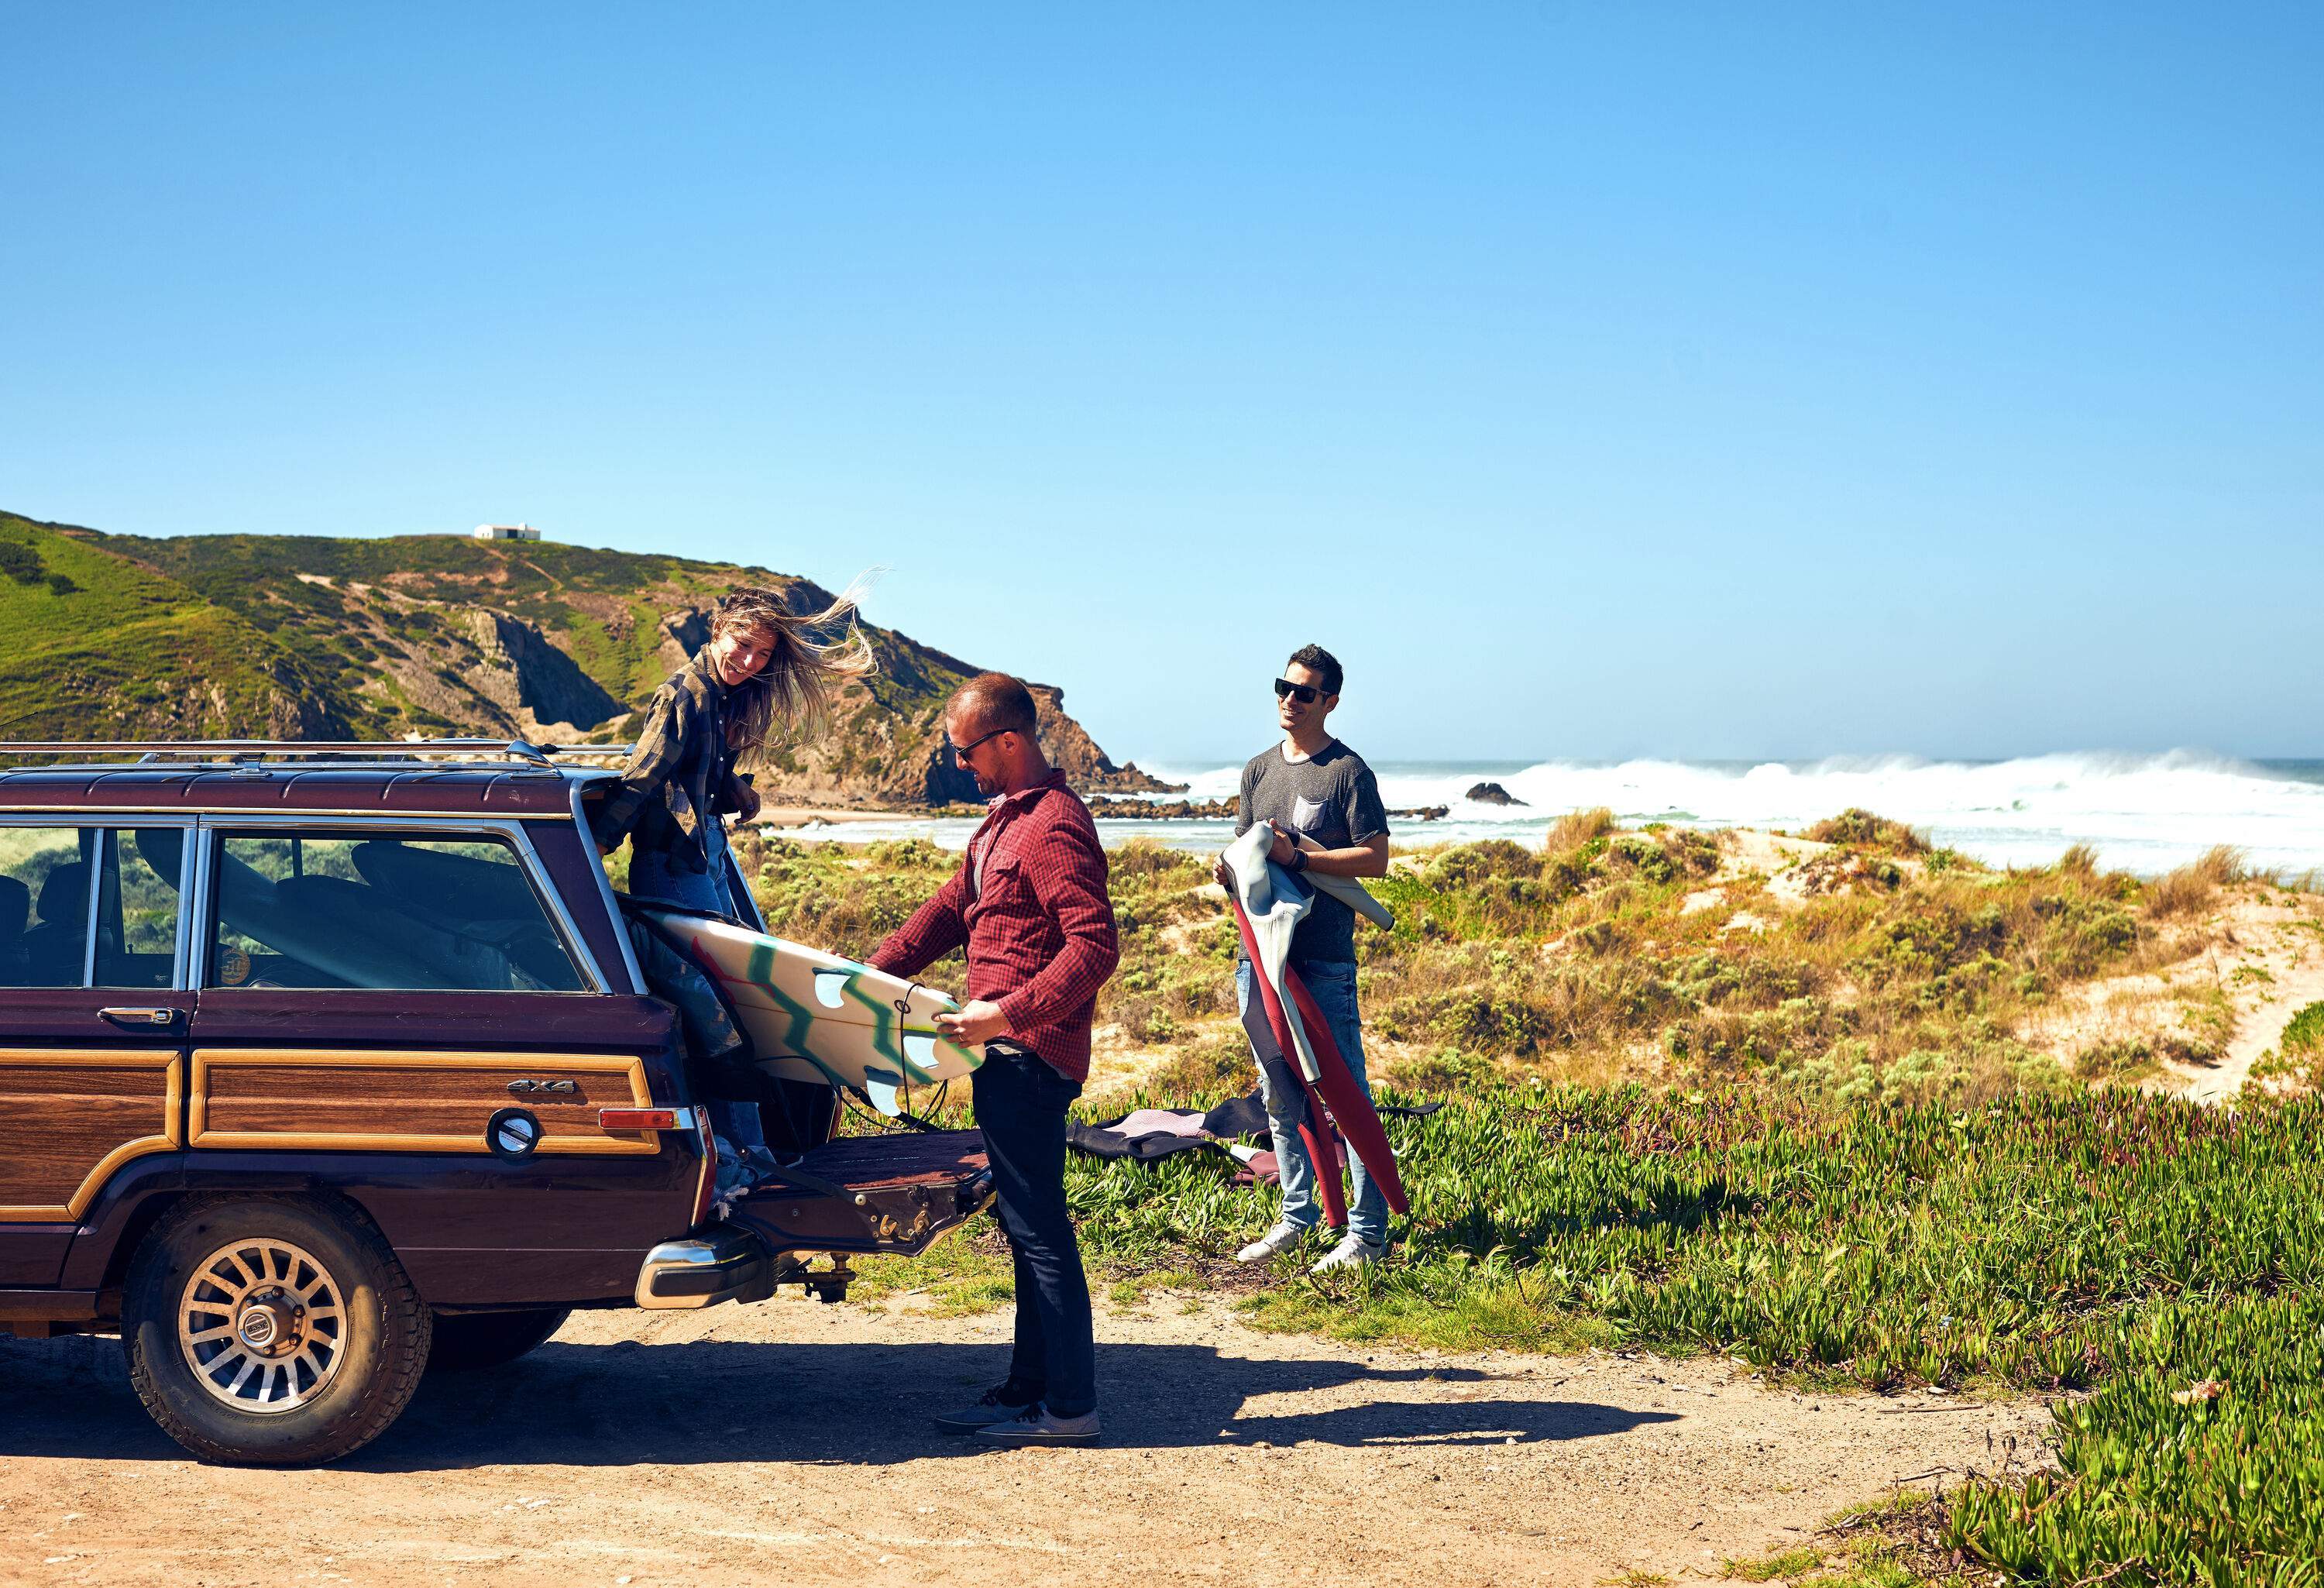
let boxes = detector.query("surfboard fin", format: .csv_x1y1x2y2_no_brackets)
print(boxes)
860,1071,906,1117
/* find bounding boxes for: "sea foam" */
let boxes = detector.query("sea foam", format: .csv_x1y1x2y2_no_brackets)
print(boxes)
1139,751,2324,875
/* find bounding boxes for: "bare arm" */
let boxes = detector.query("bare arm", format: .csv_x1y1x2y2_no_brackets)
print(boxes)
1266,824,1389,878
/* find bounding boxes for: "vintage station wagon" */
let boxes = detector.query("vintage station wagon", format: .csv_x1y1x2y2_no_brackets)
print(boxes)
0,740,991,1466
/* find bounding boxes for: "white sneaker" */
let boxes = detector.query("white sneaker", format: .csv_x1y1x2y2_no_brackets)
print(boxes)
933,1383,1038,1435
975,1404,1102,1446
1236,1221,1308,1264
1310,1233,1387,1275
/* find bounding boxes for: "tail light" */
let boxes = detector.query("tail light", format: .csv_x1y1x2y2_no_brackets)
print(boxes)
690,1107,717,1228
599,1108,679,1131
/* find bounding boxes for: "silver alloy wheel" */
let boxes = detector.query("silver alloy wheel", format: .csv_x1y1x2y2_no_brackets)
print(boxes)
177,1238,348,1414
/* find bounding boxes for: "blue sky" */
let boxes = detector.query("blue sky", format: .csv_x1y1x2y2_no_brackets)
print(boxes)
3,5,2318,765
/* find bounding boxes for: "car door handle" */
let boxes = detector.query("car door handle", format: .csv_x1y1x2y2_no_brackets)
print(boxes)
99,1006,181,1028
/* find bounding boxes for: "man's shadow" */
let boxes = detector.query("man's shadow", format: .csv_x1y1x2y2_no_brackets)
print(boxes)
0,1333,1677,1471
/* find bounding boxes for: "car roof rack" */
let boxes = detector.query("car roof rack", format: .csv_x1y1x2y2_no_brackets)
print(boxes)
0,738,636,768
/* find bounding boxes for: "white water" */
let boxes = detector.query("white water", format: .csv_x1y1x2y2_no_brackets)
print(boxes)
770,751,2324,877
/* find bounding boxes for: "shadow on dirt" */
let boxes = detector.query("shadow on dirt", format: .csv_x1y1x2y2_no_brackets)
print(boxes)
0,1334,1679,1469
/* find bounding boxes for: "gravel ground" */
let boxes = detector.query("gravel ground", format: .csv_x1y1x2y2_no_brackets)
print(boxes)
0,1291,2051,1587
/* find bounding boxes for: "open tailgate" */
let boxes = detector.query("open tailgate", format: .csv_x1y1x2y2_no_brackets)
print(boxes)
727,1128,994,1259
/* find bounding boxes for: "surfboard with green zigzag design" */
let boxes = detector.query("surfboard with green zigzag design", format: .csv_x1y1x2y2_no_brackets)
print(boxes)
638,908,985,1113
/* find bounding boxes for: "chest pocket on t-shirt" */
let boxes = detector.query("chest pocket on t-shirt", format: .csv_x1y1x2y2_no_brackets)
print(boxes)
1290,795,1331,836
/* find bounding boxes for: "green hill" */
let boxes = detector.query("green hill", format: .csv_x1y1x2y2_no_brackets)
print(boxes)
0,510,1170,805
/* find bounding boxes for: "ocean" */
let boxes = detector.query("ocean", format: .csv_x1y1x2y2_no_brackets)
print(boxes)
770,752,2324,877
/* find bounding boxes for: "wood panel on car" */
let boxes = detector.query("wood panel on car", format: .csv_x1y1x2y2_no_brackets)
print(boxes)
188,1050,659,1155
0,1050,181,1221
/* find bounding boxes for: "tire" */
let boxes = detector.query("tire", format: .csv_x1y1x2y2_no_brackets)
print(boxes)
122,1194,432,1467
425,1308,570,1374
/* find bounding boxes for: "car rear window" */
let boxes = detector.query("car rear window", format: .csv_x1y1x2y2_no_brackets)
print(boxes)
208,832,586,993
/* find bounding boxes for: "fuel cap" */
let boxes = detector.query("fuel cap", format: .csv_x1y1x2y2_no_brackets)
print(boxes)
486,1107,543,1161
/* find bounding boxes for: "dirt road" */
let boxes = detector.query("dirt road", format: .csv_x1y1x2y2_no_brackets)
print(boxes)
1,1291,2047,1588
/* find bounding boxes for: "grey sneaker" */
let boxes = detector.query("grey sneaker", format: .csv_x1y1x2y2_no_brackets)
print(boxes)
1309,1233,1387,1275
975,1404,1102,1447
933,1383,1038,1435
1236,1221,1308,1264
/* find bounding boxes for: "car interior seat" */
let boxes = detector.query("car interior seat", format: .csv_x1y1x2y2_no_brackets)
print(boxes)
0,875,29,985
349,840,580,989
24,861,91,985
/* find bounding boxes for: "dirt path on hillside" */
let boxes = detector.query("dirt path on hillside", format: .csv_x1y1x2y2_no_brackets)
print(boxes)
2012,885,2324,1102
2181,896,2324,1102
1,1294,2047,1588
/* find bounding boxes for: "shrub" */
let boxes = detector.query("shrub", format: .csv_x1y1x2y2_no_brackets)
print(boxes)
1424,839,1536,888
1109,837,1202,882
0,540,44,584
1803,808,1930,854
2145,846,2247,918
2284,1000,2324,1060
1545,806,1616,852
2054,843,2100,876
2074,1038,2161,1081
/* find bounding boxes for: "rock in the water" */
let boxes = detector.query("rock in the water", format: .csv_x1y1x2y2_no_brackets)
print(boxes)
1465,782,1527,806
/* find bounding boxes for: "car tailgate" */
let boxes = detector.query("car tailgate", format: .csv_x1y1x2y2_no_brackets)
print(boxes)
724,1128,993,1259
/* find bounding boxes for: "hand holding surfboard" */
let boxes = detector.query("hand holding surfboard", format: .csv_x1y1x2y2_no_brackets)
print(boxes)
638,907,985,1116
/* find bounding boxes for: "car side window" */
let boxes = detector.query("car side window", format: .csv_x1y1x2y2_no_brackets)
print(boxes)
208,831,588,994
94,829,187,988
0,825,95,987
0,825,183,988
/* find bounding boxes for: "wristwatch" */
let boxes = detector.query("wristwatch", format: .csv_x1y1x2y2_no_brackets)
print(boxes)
1287,846,1309,873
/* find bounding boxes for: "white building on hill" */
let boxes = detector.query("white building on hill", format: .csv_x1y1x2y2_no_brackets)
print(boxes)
473,523,542,541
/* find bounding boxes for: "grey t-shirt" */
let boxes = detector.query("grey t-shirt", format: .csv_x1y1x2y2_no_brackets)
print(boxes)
1236,739,1390,966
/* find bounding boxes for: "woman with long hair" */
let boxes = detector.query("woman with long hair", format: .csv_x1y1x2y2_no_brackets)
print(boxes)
593,580,875,1165
594,582,873,904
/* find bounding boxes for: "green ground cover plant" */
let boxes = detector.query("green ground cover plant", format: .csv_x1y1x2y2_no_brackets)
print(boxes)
858,1082,2322,1584
2253,999,2324,1094
746,816,2322,1586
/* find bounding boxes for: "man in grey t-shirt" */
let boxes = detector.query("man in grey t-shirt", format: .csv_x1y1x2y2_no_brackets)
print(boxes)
1213,643,1393,1274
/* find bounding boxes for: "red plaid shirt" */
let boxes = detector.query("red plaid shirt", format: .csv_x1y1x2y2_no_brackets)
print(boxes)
868,771,1119,1081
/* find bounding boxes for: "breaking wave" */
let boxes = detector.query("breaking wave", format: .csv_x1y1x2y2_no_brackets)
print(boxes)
1143,751,2324,875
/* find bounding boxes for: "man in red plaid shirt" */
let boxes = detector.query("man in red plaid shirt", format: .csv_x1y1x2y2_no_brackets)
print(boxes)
868,672,1118,1446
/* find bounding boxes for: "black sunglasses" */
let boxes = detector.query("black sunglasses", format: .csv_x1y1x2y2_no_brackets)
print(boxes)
1274,678,1326,705
954,725,1012,758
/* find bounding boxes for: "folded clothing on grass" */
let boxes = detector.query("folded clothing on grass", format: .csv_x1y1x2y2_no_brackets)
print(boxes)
1064,1091,1439,1184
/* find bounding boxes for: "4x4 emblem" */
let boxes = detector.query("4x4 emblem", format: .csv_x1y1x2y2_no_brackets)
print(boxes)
506,1078,579,1096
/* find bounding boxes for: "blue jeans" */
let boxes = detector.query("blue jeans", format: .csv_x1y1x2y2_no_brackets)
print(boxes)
629,834,736,917
975,1042,1095,1418
1236,958,1390,1246
627,832,765,1155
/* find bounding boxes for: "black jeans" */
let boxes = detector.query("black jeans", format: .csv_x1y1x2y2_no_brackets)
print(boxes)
974,1041,1095,1418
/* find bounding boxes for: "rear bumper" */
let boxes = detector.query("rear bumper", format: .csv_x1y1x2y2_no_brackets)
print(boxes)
634,1225,775,1309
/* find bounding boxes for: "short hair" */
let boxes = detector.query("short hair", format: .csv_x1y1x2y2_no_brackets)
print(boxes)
1286,643,1342,697
947,672,1040,740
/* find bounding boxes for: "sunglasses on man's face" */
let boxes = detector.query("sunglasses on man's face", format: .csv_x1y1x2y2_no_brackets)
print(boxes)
1274,678,1326,706
954,725,1012,758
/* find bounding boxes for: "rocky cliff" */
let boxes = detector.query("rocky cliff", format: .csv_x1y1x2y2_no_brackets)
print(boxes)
0,510,1177,805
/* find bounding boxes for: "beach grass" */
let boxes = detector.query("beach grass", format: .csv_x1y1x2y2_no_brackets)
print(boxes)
730,804,2251,1103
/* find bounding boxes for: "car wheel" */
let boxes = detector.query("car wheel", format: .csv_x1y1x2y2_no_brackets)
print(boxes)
122,1194,431,1466
425,1308,571,1373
